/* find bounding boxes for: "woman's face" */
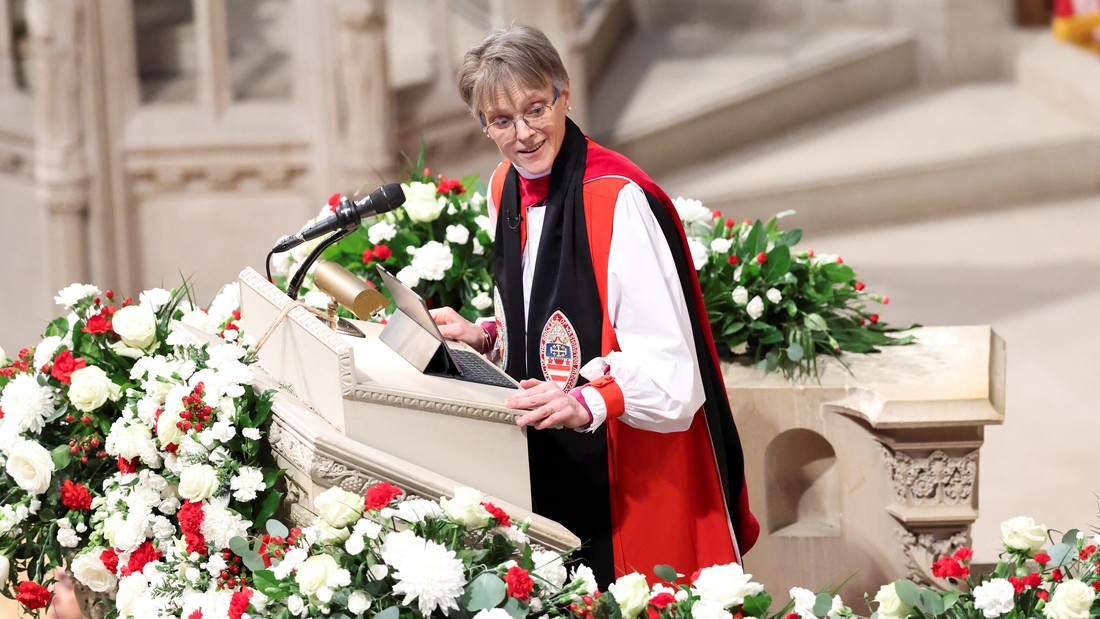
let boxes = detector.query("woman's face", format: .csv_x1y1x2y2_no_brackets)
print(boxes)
480,82,571,175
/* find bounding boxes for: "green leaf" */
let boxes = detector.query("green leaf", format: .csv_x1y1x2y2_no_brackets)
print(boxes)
1048,543,1075,567
252,569,290,600
822,263,856,283
941,591,961,611
229,536,252,557
255,489,284,528
813,592,835,616
894,580,920,607
741,593,772,618
805,313,828,331
786,342,804,362
51,444,73,470
374,607,399,619
503,598,527,619
763,245,791,280
266,519,289,538
465,572,507,611
653,564,678,582
919,589,946,616
1062,530,1080,545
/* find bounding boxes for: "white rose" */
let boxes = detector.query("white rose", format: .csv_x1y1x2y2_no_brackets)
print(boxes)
71,549,118,592
156,407,185,446
348,591,371,614
178,464,220,501
295,554,340,596
1001,516,1047,554
440,486,491,528
368,220,397,245
1044,580,1096,619
692,563,764,609
710,238,732,254
873,583,913,619
112,305,158,350
746,295,764,321
286,594,305,616
609,572,651,619
973,579,1015,618
688,238,708,271
446,224,470,245
766,288,783,303
0,554,8,584
314,486,364,529
68,366,122,412
471,292,492,312
402,182,447,223
732,286,748,305
692,600,733,619
5,440,55,495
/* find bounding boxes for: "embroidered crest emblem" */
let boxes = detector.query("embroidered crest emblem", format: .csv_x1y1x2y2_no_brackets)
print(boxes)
493,287,508,370
539,310,581,391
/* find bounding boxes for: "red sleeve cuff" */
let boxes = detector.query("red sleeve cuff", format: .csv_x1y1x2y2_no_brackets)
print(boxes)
586,375,625,419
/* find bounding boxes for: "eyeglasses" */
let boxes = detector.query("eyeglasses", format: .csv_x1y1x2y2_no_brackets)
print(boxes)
480,88,559,139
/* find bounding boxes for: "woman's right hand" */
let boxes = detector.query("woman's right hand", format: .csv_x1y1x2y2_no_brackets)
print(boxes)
430,307,488,353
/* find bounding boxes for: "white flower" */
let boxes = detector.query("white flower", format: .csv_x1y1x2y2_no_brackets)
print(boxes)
0,345,6,366
766,288,783,303
973,579,1015,618
156,406,185,448
370,564,389,580
242,427,261,440
396,266,421,289
402,181,448,223
139,288,172,312
1001,516,1047,554
411,241,454,281
115,573,149,617
272,548,308,580
32,336,62,370
368,220,398,244
569,564,598,597
295,554,341,597
446,224,470,245
302,289,332,310
113,304,159,350
0,554,8,584
790,587,817,619
692,600,733,619
827,595,845,618
672,197,712,227
475,215,493,234
348,591,371,614
105,420,155,462
746,296,764,321
473,610,514,619
71,549,117,592
5,439,55,495
692,563,764,609
732,286,748,305
473,238,485,255
688,238,708,271
57,527,80,547
286,594,305,616
395,498,444,523
733,265,743,282
710,238,732,253
178,464,220,501
1044,580,1096,619
230,466,266,502
0,373,55,436
345,534,366,555
353,518,383,540
68,365,122,412
471,292,493,312
389,537,466,616
315,486,364,529
873,583,913,619
531,549,567,593
440,486,491,528
609,573,651,619
54,283,101,308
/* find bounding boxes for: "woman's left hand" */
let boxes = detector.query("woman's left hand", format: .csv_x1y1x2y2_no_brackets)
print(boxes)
506,378,590,430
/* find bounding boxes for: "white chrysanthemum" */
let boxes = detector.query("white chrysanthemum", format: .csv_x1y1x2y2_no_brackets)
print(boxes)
394,498,444,523
411,241,454,281
54,283,101,309
230,466,266,502
389,536,466,616
139,288,173,312
446,224,470,245
0,373,56,436
32,336,62,370
672,197,712,226
688,238,708,271
569,564,598,597
531,550,567,593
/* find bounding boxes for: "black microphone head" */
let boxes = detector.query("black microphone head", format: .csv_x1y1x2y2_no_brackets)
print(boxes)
355,182,406,218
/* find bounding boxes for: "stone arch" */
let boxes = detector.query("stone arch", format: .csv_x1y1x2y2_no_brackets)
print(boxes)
764,428,840,536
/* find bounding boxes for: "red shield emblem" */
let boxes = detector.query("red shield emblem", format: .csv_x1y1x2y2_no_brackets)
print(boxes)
539,310,580,391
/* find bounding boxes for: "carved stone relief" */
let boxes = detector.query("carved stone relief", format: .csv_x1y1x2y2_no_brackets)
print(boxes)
881,445,977,507
896,526,971,586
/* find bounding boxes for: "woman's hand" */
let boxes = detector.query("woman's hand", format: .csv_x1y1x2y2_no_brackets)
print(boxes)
430,307,488,352
506,378,590,430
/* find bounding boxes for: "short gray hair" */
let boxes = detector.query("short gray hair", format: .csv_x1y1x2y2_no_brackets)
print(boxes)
457,25,569,120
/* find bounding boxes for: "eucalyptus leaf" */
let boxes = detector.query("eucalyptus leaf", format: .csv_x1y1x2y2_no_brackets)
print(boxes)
1062,529,1081,545
266,519,290,538
1048,543,1075,567
653,564,678,582
503,598,527,619
465,572,507,611
894,580,920,607
374,606,399,619
919,589,945,616
812,592,834,616
787,342,804,362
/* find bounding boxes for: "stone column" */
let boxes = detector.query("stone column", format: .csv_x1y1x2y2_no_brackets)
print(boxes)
195,0,232,114
27,0,91,291
889,0,1014,84
334,0,396,186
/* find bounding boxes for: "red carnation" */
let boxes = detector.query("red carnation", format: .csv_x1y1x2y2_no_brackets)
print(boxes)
189,611,204,619
481,501,511,527
121,540,161,577
362,248,374,264
117,456,139,474
82,312,112,335
869,314,880,324
724,219,736,228
61,479,93,511
16,581,51,610
953,547,974,562
755,252,767,264
364,481,404,510
1081,545,1097,560
504,566,535,600
1034,552,1051,565
328,192,342,212
1026,572,1044,587
785,613,800,619
229,588,254,619
51,350,86,384
100,548,119,574
931,556,968,579
650,592,677,609
1037,590,1050,602
1008,576,1025,594
178,500,208,555
373,244,393,261
436,179,466,195
854,282,865,291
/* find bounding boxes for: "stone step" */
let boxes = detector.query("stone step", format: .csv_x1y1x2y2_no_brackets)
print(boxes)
660,84,1100,233
591,23,918,177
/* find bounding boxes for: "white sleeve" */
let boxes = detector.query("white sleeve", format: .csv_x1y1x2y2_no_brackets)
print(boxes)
577,181,705,433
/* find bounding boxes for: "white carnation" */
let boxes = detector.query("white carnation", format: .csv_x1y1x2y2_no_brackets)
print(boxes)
531,549,567,593
411,241,454,281
471,292,493,312
446,224,470,245
302,290,332,310
396,266,421,289
368,220,398,244
790,587,817,619
672,197,712,226
230,466,266,502
32,336,62,370
138,288,173,312
710,238,732,254
973,579,1015,618
57,527,80,548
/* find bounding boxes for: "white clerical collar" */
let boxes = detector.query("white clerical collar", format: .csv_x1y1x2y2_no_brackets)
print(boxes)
514,165,551,180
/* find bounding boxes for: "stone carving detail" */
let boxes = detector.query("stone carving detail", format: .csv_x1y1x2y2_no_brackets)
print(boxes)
896,527,971,586
350,387,515,425
881,445,977,507
313,457,382,494
267,420,314,473
128,161,310,196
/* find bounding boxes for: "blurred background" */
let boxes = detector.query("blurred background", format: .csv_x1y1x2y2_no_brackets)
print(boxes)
0,0,1098,600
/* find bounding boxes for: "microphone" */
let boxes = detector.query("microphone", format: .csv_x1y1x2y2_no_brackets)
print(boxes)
272,183,406,253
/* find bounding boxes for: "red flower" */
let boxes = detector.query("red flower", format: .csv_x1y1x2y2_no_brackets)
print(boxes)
1081,545,1097,560
649,592,677,609
16,581,51,610
229,588,254,619
189,611,203,619
51,350,86,384
755,252,767,264
1035,552,1052,565
1026,572,1044,587
710,209,722,219
373,244,393,261
869,314,880,324
362,248,374,264
953,547,974,562
724,219,736,229
854,282,865,291
882,296,891,305
82,312,112,335
100,548,119,574
364,481,404,510
785,613,800,619
121,541,161,577
504,566,535,600
117,456,139,474
481,501,511,527
728,255,739,265
931,557,969,579
61,479,92,510
328,192,342,212
1037,590,1050,601
647,609,660,619
1008,576,1025,594
436,179,466,195
178,500,208,555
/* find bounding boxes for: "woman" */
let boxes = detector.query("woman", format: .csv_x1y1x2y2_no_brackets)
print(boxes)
432,25,758,585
